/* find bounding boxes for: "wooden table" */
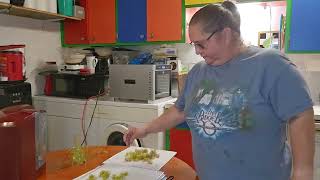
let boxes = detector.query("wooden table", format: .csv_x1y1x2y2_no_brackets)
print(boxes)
37,146,197,180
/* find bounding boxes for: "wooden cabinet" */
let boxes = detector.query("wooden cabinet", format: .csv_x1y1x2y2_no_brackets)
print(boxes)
117,0,183,43
64,0,183,45
286,0,320,52
117,0,146,43
167,124,195,170
185,0,222,6
147,0,182,42
64,0,116,45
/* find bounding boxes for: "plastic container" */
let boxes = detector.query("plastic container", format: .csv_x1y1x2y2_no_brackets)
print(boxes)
35,0,47,11
24,0,35,9
48,0,57,14
58,0,74,16
0,0,10,4
10,0,24,6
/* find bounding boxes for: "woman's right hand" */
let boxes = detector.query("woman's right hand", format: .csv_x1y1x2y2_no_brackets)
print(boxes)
123,126,148,146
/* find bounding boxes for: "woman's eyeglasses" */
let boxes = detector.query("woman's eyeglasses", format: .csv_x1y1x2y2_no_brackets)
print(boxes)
190,29,221,50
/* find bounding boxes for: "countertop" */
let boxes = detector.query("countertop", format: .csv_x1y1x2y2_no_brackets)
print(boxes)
37,146,197,180
33,95,177,110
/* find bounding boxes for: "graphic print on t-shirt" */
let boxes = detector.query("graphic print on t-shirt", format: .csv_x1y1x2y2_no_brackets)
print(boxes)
185,80,253,139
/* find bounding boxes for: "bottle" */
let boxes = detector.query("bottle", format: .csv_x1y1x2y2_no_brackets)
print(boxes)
0,0,10,4
48,0,57,14
35,0,48,12
58,0,74,16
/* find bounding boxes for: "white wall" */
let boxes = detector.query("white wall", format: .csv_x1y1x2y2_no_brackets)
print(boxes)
180,3,320,105
0,14,63,95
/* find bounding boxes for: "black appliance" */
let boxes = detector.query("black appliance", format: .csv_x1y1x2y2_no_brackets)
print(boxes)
51,73,106,98
0,82,32,108
10,0,25,6
95,55,113,75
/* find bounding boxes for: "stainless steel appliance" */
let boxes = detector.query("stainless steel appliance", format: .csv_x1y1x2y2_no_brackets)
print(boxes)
109,64,171,101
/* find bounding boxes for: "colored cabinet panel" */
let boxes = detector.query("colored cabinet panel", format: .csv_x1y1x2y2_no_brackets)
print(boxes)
185,0,222,6
286,0,320,52
117,0,146,43
168,128,195,170
64,0,89,44
64,0,116,45
147,0,182,42
88,0,116,44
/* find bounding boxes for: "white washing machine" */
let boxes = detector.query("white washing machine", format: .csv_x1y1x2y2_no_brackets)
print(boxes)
94,98,177,150
96,118,166,149
32,95,176,151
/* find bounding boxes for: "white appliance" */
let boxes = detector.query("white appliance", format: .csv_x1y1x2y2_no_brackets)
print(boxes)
95,98,177,149
166,59,182,73
33,96,177,151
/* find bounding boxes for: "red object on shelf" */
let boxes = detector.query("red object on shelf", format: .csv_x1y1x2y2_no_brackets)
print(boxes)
0,105,36,180
0,45,25,81
44,75,53,96
169,128,195,170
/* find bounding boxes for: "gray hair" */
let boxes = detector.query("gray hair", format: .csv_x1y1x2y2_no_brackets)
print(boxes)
190,1,241,35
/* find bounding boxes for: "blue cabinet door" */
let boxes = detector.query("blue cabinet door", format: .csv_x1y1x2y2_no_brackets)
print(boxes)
287,0,320,52
117,0,146,43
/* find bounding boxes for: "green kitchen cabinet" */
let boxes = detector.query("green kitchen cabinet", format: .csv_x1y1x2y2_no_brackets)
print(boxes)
285,0,320,53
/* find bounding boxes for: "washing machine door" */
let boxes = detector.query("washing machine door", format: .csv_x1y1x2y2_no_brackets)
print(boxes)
104,123,141,147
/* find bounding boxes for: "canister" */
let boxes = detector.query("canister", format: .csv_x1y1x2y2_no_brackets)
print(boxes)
48,0,57,14
35,0,47,12
58,0,74,16
0,0,10,4
24,0,35,9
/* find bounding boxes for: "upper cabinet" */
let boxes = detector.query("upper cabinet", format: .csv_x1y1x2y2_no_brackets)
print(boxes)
117,0,146,43
185,0,222,6
285,0,320,53
64,0,116,45
147,0,182,42
63,0,183,46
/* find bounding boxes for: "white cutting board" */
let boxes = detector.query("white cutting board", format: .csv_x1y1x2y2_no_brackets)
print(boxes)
103,146,177,171
73,164,165,180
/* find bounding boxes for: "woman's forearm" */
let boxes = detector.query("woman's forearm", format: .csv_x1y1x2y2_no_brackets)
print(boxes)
289,108,315,180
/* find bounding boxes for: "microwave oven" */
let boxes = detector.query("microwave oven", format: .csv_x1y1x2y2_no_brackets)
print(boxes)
109,64,171,101
50,73,106,98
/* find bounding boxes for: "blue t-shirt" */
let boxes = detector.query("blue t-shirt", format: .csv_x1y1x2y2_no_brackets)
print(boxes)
175,46,313,180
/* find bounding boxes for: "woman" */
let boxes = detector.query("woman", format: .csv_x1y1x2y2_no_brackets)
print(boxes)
124,1,315,179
